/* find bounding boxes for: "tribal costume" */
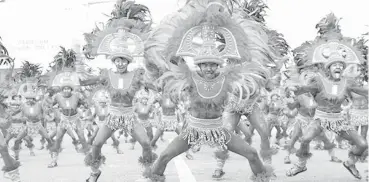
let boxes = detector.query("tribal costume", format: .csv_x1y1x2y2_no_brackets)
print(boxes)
11,61,54,160
87,88,123,154
0,38,21,182
283,47,342,164
286,13,368,179
82,1,157,181
47,46,91,168
142,1,277,181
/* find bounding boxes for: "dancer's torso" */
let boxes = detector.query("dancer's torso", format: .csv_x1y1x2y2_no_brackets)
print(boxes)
160,95,176,116
22,102,43,122
313,75,347,113
55,93,80,116
105,70,142,108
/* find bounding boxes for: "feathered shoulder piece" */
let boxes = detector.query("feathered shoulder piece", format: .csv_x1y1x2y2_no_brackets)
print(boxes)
292,13,366,71
236,0,268,23
83,0,151,62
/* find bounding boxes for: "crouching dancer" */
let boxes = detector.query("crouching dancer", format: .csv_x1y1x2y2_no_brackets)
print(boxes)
142,1,278,181
81,1,156,181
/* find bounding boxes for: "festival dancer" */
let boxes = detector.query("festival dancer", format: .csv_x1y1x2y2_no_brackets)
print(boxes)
150,80,194,160
87,88,124,154
142,1,278,181
283,47,342,164
82,1,157,181
130,87,158,150
47,62,91,167
0,39,21,182
286,13,368,179
11,61,55,159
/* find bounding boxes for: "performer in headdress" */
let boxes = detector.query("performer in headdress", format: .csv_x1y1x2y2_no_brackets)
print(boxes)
283,41,342,164
11,61,54,160
82,1,157,181
286,13,368,179
0,37,21,182
46,46,91,168
87,87,124,154
142,1,277,181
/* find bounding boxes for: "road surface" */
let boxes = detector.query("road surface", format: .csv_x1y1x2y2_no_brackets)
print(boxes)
0,131,368,182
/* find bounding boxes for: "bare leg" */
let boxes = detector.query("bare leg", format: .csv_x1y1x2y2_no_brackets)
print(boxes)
0,132,21,182
285,123,301,164
48,128,67,167
286,121,322,177
132,123,156,167
110,132,123,154
226,133,276,182
318,131,341,162
12,130,28,160
361,125,368,140
339,129,368,179
38,126,53,149
85,125,114,182
151,128,164,148
148,133,190,180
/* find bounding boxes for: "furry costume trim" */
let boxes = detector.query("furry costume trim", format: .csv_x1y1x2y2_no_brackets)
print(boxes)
143,167,166,182
138,153,158,167
249,164,276,182
84,153,106,169
296,150,313,160
1,160,20,172
214,150,230,160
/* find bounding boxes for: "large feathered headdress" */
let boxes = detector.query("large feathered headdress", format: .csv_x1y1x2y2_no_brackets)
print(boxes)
0,37,13,66
144,0,277,81
83,0,152,62
293,13,366,71
0,38,19,99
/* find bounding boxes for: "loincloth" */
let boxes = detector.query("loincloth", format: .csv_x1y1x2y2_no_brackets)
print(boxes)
104,106,135,132
182,115,230,152
349,109,368,126
314,110,354,134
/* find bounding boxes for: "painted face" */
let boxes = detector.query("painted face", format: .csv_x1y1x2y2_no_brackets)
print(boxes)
198,62,219,79
113,57,129,72
62,87,72,97
329,62,344,79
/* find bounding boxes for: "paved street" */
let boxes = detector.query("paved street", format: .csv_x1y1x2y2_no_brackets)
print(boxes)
1,131,368,182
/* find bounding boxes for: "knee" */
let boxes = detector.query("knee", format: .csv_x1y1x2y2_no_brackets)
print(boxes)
300,137,312,145
356,138,368,151
141,140,151,150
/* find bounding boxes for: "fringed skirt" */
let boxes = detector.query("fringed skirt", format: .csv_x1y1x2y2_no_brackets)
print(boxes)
104,106,135,132
7,123,26,136
26,121,44,137
46,122,57,133
349,109,368,126
314,110,354,134
182,115,230,152
59,113,80,130
158,114,178,131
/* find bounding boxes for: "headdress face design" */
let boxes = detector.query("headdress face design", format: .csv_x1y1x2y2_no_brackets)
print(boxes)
52,71,80,89
18,81,38,99
176,24,240,65
97,28,144,62
312,40,361,68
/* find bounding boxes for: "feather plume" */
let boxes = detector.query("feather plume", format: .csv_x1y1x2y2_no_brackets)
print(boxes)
315,13,342,40
49,46,77,71
83,1,151,59
239,0,268,23
18,61,42,79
